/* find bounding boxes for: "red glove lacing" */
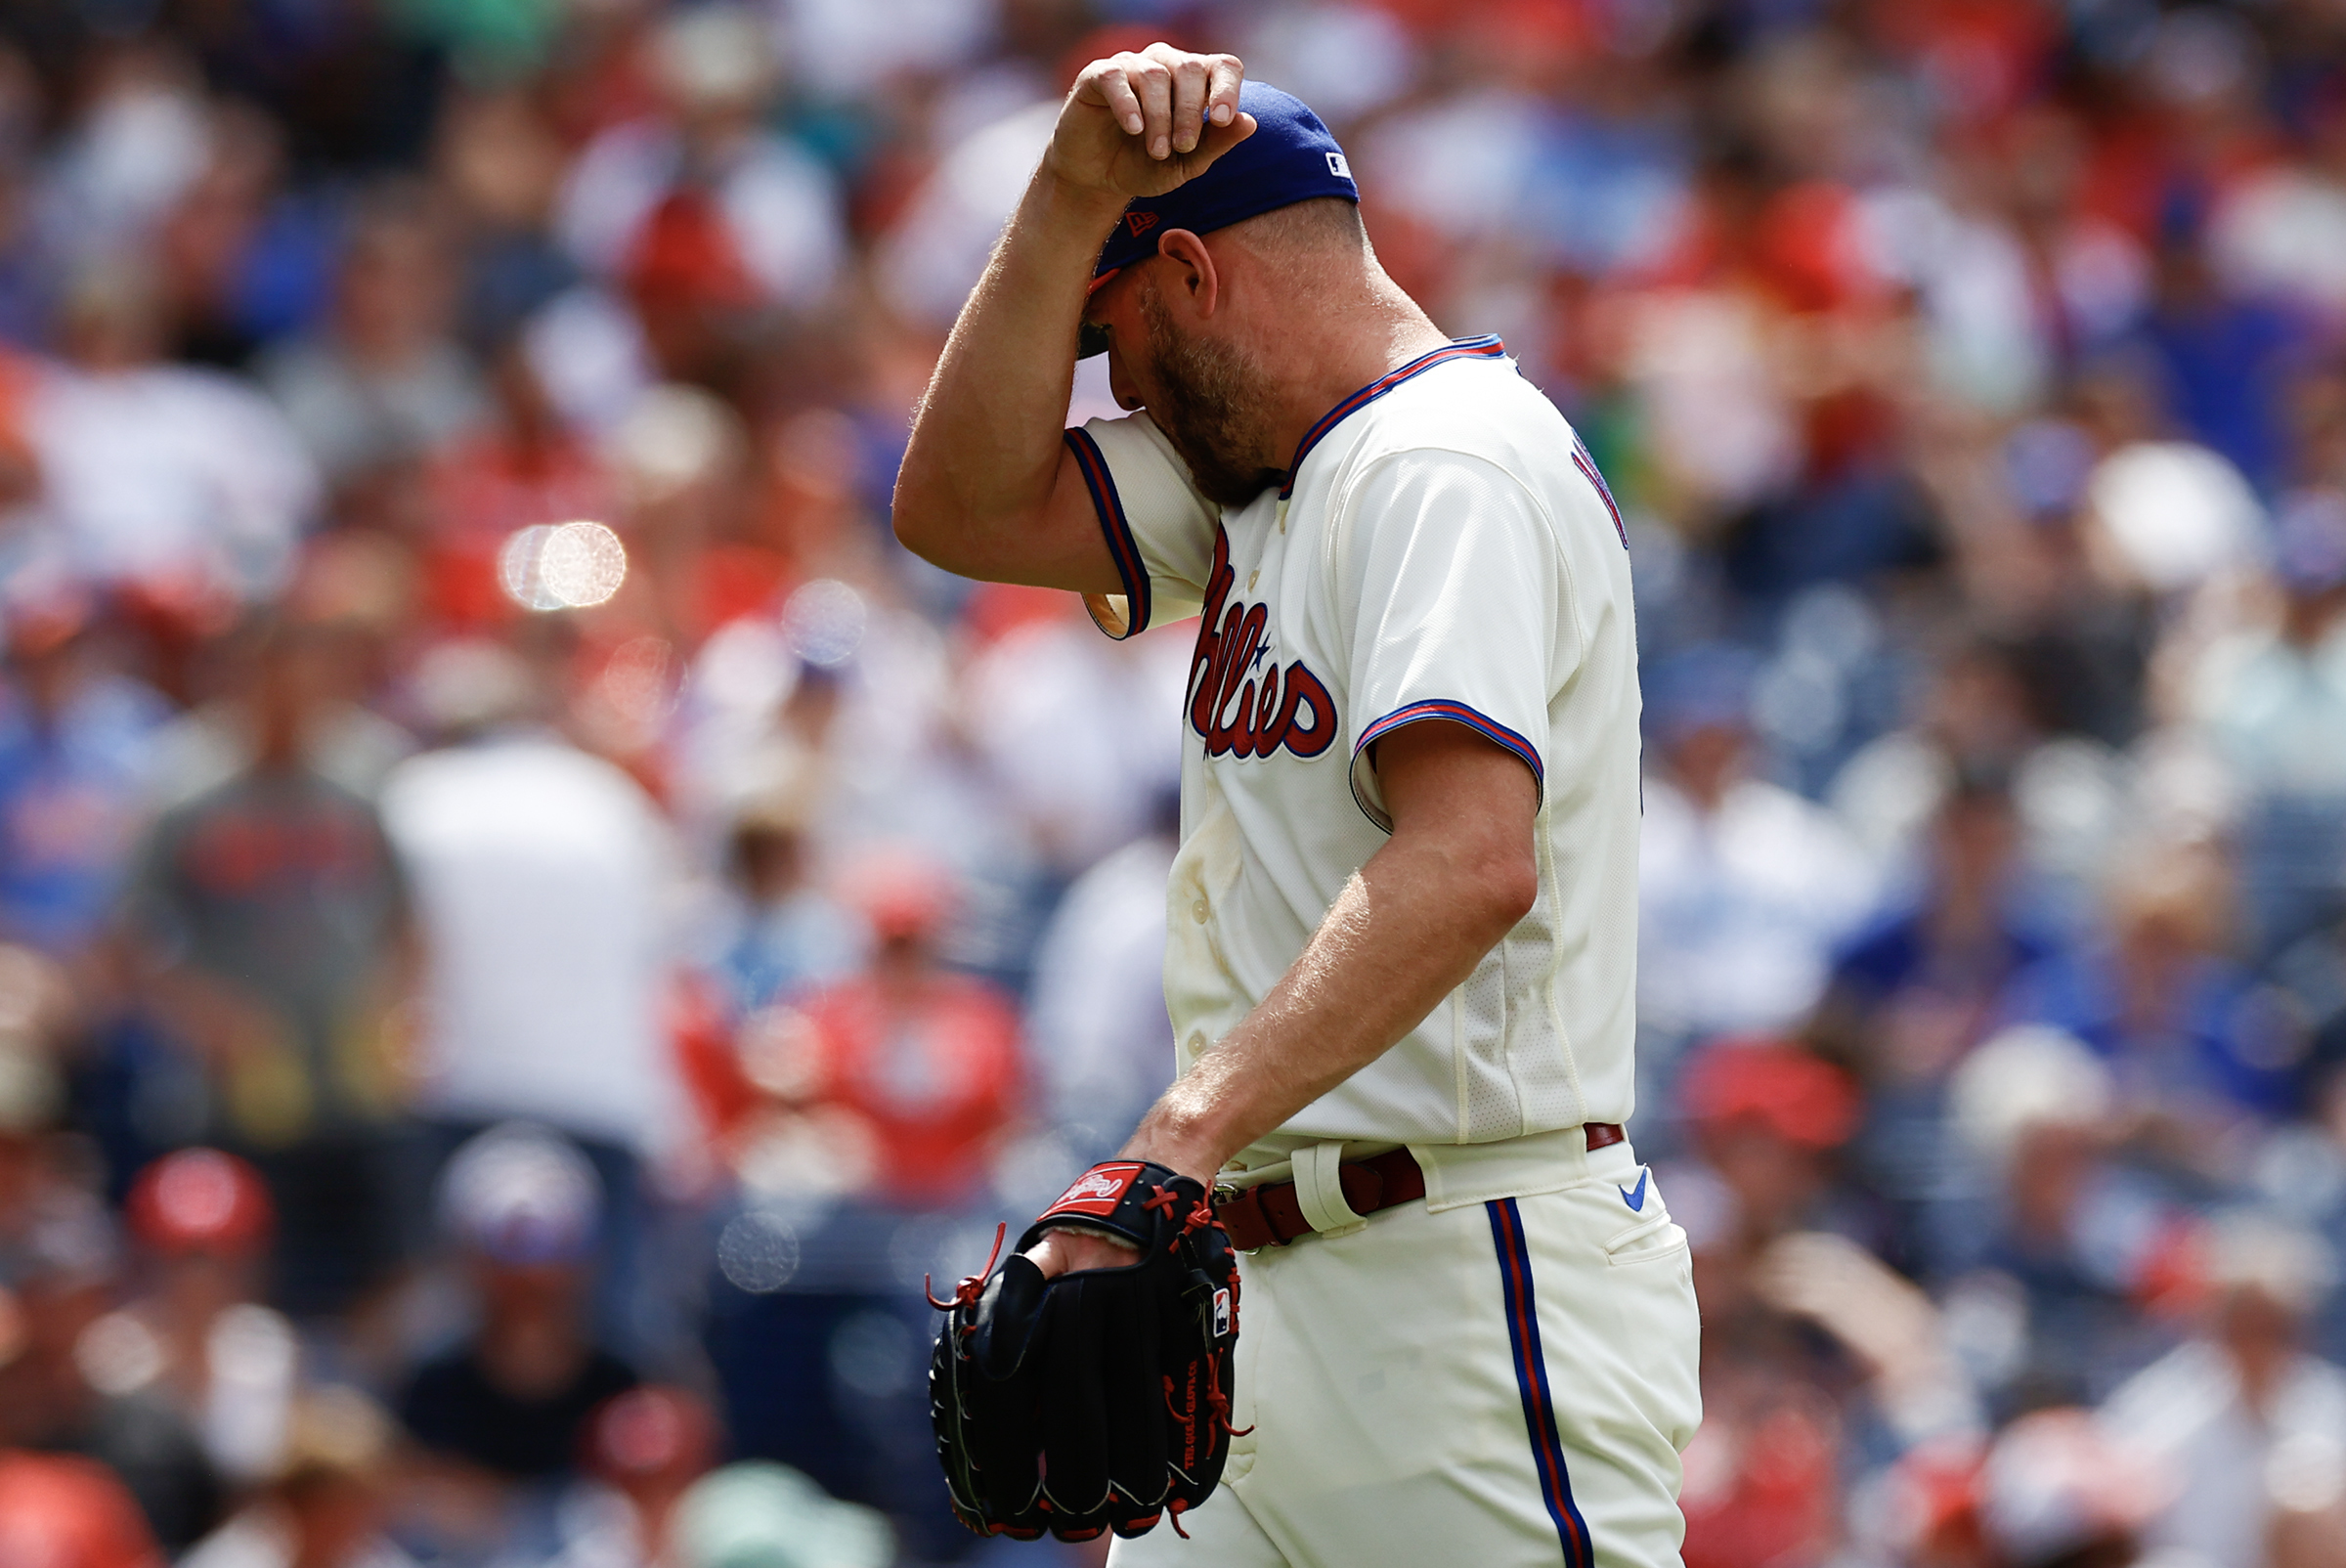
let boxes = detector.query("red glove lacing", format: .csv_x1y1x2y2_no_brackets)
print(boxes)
925,1221,1008,1316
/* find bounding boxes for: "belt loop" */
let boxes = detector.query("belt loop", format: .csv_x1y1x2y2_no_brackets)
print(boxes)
1293,1142,1368,1239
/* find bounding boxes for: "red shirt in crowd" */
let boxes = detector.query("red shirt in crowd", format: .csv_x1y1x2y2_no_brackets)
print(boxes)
797,972,1023,1208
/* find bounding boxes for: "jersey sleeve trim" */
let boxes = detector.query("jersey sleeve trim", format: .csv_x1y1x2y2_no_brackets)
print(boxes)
1570,435,1628,548
1349,699,1546,832
1063,426,1151,640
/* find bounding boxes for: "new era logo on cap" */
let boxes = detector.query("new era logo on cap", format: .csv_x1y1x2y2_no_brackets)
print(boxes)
1126,211,1160,237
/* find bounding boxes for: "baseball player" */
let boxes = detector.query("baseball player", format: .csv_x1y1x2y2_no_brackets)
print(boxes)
895,43,1701,1568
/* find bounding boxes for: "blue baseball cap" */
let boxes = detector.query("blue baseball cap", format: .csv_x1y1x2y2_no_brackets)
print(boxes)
1080,80,1357,355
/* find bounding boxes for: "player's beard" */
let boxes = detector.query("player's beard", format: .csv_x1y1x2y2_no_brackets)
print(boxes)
1138,279,1284,509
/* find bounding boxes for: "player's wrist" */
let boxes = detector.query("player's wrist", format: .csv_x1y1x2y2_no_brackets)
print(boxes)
1036,148,1136,220
1117,1119,1227,1189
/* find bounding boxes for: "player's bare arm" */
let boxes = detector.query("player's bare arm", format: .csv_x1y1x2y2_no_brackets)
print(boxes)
1027,721,1539,1277
891,47,1254,588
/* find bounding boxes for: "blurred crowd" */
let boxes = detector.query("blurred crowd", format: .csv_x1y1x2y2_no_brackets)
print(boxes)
4,1,2346,1567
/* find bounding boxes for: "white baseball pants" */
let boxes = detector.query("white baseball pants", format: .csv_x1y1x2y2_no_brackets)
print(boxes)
1110,1135,1701,1568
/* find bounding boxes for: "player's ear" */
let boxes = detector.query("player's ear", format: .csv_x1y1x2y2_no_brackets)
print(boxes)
1155,229,1219,321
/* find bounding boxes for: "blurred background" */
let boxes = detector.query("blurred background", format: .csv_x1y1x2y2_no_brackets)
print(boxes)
3,1,2346,1566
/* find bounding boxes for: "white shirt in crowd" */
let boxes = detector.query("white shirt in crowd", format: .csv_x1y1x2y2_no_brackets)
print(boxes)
24,363,319,600
380,733,682,1155
2101,1336,2346,1568
1638,773,1879,1042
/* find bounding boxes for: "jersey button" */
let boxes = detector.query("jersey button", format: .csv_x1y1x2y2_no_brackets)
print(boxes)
1191,898,1209,924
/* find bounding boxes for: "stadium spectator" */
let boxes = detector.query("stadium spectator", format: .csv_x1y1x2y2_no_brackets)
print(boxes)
379,637,682,1166
121,614,417,1321
397,1123,636,1484
254,183,486,501
26,257,317,603
775,853,1022,1209
1941,1025,2194,1408
700,788,865,1021
2102,1217,2346,1568
1638,644,1879,1047
0,576,168,956
90,1149,297,1485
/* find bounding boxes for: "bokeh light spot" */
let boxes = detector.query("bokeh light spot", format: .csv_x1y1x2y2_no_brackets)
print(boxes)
781,579,866,668
499,521,629,612
716,1210,801,1293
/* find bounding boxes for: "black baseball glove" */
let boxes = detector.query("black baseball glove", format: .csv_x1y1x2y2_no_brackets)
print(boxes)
929,1159,1243,1544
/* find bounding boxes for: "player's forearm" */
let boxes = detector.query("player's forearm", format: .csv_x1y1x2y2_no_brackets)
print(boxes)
892,163,1122,574
1124,825,1537,1182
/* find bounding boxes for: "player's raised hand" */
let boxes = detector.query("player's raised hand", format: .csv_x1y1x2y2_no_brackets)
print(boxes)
1049,44,1254,202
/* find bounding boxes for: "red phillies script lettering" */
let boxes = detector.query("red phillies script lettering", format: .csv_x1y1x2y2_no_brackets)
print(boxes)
1186,529,1336,761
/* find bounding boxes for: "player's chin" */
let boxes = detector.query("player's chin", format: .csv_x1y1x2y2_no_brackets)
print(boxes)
1194,464,1283,510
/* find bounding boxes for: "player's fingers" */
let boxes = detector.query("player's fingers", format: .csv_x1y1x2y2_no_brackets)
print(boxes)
1076,60,1145,137
1204,54,1245,127
1122,51,1175,160
1162,52,1210,153
1181,110,1257,179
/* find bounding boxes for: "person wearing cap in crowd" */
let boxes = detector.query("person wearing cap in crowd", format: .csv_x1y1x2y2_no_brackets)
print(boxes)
556,3,844,383
179,1387,414,1568
397,1121,638,1490
894,42,1696,1563
78,1148,299,1487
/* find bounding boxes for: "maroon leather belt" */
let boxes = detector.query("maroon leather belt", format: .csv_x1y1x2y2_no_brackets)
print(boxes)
1213,1123,1625,1251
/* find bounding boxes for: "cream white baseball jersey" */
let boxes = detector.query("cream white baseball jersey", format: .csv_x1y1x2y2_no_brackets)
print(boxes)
1068,338,1697,1568
1064,335,1643,1162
